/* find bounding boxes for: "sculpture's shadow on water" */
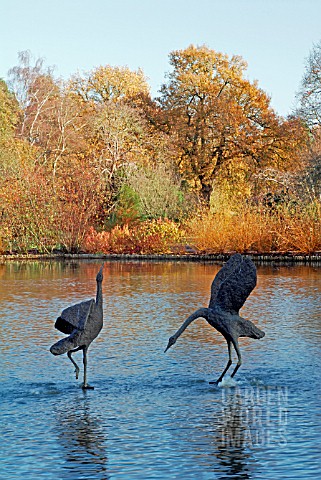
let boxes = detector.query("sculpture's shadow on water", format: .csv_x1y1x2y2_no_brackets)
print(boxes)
55,395,109,480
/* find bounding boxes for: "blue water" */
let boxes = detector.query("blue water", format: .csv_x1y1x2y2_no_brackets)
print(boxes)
0,260,320,479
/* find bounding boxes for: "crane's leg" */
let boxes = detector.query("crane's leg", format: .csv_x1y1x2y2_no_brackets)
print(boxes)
209,340,233,385
230,340,242,378
67,347,82,379
82,346,94,390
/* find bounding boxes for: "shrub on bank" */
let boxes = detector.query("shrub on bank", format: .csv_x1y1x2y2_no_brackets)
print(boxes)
185,202,321,255
84,219,183,254
273,202,321,254
3,201,321,256
185,208,277,254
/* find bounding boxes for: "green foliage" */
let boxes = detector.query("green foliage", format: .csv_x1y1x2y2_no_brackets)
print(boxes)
122,163,192,221
108,184,142,228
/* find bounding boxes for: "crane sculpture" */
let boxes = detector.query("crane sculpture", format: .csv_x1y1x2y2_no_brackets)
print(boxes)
50,264,104,389
165,254,265,384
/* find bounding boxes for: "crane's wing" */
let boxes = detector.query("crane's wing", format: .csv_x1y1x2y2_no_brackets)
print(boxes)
209,254,256,313
209,254,244,307
54,299,94,334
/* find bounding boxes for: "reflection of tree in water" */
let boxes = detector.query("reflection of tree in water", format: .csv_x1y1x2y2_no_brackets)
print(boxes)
55,395,109,480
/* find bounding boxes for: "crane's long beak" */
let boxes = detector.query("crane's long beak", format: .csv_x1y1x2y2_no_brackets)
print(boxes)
164,341,171,353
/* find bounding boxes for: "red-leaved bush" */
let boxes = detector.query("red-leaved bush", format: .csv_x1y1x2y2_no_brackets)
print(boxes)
83,219,183,254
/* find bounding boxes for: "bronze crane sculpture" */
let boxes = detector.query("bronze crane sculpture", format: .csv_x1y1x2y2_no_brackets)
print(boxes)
50,264,104,389
165,254,265,384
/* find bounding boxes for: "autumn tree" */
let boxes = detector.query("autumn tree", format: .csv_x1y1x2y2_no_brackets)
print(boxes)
7,51,91,177
296,41,321,130
68,64,151,165
69,65,149,105
0,79,19,142
93,102,147,173
292,40,321,203
8,51,58,144
0,78,22,181
3,53,107,251
117,162,191,222
159,45,307,204
68,65,161,217
0,80,18,249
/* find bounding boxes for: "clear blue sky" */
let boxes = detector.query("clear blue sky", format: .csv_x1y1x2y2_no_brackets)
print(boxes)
1,0,321,116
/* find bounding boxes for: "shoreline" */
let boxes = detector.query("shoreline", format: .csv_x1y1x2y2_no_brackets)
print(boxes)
2,252,321,264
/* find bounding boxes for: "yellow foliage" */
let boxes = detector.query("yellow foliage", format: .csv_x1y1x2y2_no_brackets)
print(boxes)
273,203,321,254
186,208,276,254
160,44,309,203
69,65,149,104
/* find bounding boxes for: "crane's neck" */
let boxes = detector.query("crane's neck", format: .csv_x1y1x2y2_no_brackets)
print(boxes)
173,308,209,341
96,280,103,308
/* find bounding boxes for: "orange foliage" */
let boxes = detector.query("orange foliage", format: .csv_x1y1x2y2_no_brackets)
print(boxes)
0,49,316,255
84,219,183,254
186,209,277,254
159,45,309,202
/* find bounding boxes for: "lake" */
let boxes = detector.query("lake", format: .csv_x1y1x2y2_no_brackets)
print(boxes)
0,259,320,479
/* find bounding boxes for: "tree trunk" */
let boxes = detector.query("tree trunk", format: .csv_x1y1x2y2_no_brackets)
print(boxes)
200,182,212,205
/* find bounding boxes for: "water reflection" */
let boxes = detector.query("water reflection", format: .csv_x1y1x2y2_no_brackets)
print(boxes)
55,394,109,479
216,391,253,479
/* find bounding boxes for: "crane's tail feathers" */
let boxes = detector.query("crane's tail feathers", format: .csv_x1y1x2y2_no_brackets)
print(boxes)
50,331,82,355
249,324,265,339
238,318,265,339
253,327,265,339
